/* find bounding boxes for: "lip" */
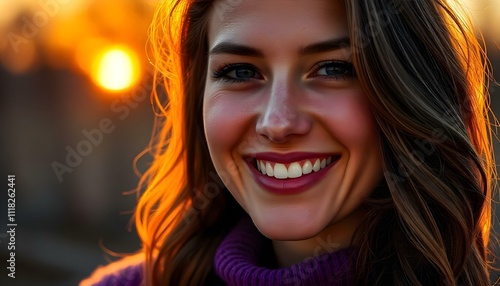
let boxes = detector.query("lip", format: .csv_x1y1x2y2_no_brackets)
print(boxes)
253,152,334,163
245,152,340,195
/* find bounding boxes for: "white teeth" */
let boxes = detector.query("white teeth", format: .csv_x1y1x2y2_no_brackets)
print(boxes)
288,162,302,178
312,159,321,172
302,160,312,174
320,159,326,168
266,162,274,176
256,156,336,179
274,163,288,179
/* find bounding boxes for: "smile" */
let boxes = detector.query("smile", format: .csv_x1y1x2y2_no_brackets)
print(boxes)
255,155,339,179
246,153,341,195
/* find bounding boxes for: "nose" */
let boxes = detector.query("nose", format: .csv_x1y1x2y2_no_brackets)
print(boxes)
255,80,312,143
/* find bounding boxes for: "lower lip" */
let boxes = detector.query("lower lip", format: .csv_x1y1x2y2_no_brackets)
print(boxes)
247,159,338,195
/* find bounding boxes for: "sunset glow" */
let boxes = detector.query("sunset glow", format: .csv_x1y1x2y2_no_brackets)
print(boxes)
93,46,140,92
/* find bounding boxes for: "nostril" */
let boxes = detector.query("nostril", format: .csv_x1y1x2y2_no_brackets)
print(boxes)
256,116,312,143
260,132,289,143
256,125,289,143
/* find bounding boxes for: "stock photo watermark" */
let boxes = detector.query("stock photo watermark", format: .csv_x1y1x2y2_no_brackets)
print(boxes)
51,68,154,183
384,128,447,185
4,175,17,279
282,235,343,285
6,0,70,54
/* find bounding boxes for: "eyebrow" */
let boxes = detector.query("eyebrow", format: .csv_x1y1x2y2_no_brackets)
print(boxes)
208,37,350,57
208,42,264,57
299,37,350,55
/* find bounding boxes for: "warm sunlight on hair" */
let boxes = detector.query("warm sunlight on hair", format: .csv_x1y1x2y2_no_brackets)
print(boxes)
93,46,140,92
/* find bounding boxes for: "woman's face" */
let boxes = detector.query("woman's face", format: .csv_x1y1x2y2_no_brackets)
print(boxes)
203,0,383,241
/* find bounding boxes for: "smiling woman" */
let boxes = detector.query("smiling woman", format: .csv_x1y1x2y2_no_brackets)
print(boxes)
82,0,496,285
203,0,383,258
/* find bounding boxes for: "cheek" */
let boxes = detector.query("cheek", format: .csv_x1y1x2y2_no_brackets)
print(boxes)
203,94,250,162
321,91,377,146
204,99,230,144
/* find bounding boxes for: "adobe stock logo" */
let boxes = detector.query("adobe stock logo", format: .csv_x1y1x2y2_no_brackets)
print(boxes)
51,119,116,183
51,68,154,183
6,0,69,53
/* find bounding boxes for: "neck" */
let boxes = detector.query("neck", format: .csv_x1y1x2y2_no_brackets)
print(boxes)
214,216,357,286
272,207,367,267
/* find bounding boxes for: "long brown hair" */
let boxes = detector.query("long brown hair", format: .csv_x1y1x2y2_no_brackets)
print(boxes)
345,0,495,284
136,0,496,284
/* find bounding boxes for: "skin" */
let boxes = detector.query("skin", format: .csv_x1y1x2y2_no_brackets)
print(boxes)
203,0,383,266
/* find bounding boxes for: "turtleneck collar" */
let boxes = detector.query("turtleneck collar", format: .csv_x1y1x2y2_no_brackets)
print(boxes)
214,216,356,286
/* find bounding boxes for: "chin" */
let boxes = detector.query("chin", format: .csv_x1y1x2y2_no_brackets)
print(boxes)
250,212,327,241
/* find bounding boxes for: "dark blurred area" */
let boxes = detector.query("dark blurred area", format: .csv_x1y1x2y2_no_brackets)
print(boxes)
0,1,155,285
0,0,498,285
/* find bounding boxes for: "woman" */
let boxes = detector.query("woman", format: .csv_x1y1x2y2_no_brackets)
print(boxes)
82,0,496,285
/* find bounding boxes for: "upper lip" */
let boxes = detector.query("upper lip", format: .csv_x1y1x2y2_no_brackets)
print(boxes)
245,152,340,164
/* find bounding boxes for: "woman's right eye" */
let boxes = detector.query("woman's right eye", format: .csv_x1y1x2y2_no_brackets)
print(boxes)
211,64,263,83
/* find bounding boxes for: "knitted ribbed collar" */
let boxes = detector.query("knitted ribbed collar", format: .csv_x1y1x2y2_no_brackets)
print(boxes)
214,216,356,286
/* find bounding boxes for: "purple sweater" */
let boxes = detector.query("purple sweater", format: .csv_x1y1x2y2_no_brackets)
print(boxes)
81,217,355,286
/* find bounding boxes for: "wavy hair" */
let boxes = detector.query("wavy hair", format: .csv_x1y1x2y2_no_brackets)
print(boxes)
345,0,496,284
135,0,496,285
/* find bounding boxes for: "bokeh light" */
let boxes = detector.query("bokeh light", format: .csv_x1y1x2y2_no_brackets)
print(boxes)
92,46,140,92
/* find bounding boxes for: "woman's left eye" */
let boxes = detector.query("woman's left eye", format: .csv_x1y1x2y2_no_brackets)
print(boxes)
310,60,355,79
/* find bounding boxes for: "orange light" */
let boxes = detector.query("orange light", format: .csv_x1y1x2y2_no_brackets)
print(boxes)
92,45,140,92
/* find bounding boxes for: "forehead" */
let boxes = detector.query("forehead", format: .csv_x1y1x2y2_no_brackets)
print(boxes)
207,0,349,49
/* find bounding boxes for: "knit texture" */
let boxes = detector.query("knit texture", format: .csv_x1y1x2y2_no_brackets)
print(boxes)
83,217,355,286
89,263,143,286
214,217,355,286
80,253,144,286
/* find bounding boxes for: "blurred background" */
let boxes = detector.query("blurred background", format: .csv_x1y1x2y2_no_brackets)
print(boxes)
0,0,498,285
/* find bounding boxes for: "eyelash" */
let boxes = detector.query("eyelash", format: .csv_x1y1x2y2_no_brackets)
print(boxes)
211,60,355,83
310,60,355,80
211,63,262,83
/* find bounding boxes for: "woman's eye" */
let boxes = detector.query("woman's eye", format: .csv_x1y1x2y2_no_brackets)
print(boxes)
311,60,354,79
231,68,256,79
211,64,262,83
